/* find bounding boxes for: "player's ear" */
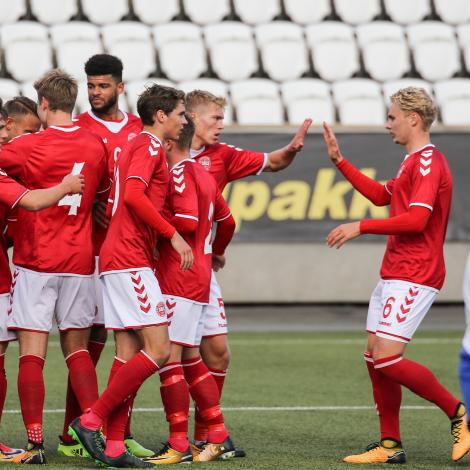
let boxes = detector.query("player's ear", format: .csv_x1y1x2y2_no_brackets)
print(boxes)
155,109,166,124
5,116,14,130
163,139,172,152
116,81,125,95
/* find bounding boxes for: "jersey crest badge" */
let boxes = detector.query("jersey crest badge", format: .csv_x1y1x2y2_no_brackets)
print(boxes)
199,156,211,171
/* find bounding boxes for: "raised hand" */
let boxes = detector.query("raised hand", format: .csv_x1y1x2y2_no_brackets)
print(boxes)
326,222,361,249
322,122,343,165
287,118,313,154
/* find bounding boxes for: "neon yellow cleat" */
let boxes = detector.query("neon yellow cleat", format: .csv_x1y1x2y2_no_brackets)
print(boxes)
57,436,89,458
125,436,155,458
343,439,406,464
193,437,235,462
451,403,470,461
144,443,192,465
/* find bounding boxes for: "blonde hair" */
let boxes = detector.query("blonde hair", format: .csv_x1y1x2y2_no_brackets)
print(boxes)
34,69,78,113
185,89,227,112
390,87,437,131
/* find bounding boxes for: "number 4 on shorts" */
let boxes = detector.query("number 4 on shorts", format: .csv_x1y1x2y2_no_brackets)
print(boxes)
58,162,85,215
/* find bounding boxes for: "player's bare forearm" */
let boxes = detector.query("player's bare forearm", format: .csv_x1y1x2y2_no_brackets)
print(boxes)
264,118,312,172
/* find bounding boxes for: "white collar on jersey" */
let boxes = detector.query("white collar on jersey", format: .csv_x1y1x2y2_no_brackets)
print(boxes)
170,158,195,171
189,146,205,159
404,143,435,160
86,109,129,134
141,130,163,147
48,125,80,132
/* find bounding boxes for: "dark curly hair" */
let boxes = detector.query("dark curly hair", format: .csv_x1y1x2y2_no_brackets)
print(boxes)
84,54,123,82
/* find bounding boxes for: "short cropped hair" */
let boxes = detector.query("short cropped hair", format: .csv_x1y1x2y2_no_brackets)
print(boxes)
185,90,227,113
84,54,123,82
173,114,195,151
34,69,78,113
4,96,38,119
137,84,185,126
390,87,437,131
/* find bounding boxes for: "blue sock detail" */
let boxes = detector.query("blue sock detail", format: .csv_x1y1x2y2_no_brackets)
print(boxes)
459,348,470,408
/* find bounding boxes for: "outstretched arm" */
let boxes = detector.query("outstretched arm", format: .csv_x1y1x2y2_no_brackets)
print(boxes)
264,119,312,172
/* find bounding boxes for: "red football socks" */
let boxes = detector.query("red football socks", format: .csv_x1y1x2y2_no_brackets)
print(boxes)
0,354,6,424
18,355,45,443
104,439,126,458
375,355,459,418
159,363,190,452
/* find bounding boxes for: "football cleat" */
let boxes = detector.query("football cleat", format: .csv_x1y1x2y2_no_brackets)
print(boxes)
193,436,235,462
219,446,246,460
20,442,47,464
451,402,470,461
57,435,89,458
125,436,155,458
68,417,105,461
144,442,192,465
343,439,406,464
0,443,30,464
95,450,153,468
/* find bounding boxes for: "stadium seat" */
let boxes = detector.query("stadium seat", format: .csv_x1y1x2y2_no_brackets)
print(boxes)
382,79,433,104
284,0,331,25
153,22,207,82
305,22,360,81
356,22,409,81
407,22,460,82
255,22,308,82
0,0,26,24
434,79,470,125
50,23,102,78
383,0,430,25
132,0,179,24
232,0,281,25
333,0,381,25
102,22,155,82
178,78,233,124
81,0,129,25
281,79,334,125
230,79,284,125
204,22,258,82
457,24,470,75
30,0,77,25
333,79,385,125
0,79,21,101
0,22,52,82
183,0,231,25
126,78,175,114
19,81,36,100
434,0,470,26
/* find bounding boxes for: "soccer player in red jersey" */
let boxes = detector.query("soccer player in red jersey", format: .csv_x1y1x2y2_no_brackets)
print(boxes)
323,87,470,464
3,97,41,141
69,84,193,468
61,53,148,458
185,90,312,453
0,69,109,464
147,116,235,464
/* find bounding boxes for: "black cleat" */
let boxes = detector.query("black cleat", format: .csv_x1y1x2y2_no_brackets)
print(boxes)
68,417,105,461
96,450,154,468
21,441,47,464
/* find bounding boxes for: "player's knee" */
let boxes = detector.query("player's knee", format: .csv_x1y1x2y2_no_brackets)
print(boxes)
144,342,171,367
204,346,231,370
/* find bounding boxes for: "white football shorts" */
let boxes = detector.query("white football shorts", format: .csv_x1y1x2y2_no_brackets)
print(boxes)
200,272,228,339
93,256,105,326
366,279,438,343
0,294,16,342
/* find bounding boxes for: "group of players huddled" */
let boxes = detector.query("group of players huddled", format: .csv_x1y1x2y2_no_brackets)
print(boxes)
0,53,311,467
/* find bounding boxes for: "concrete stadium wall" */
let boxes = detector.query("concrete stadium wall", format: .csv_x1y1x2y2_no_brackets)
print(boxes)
217,242,470,303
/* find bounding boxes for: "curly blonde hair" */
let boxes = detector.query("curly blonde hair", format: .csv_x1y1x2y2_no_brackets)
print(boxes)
185,90,227,112
390,87,437,131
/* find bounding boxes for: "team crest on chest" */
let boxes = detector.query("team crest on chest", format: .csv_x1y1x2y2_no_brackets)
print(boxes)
199,156,211,171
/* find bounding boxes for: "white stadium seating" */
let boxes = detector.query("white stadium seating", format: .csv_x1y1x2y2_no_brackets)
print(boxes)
19,81,36,100
153,22,207,82
434,0,470,26
0,79,21,101
50,23,102,78
356,22,409,82
255,22,309,81
457,24,470,75
0,22,52,82
284,0,331,25
30,0,77,25
230,79,284,125
126,78,175,114
132,0,179,25
333,0,381,25
281,78,334,125
81,0,129,25
305,22,360,81
333,79,385,125
382,79,433,104
232,0,281,25
183,0,231,25
102,22,155,81
434,79,470,125
383,0,430,25
407,22,460,82
204,22,258,82
0,0,26,24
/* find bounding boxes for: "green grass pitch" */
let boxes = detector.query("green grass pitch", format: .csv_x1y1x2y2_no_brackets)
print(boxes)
0,330,466,469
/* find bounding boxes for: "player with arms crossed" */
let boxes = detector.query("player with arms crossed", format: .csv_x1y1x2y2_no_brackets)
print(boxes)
323,87,470,464
69,84,193,469
147,116,235,464
0,69,109,464
60,53,147,458
186,90,312,454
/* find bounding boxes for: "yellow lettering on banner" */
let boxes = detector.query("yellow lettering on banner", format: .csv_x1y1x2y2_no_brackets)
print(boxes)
229,181,270,231
268,181,310,221
308,169,350,220
349,169,388,219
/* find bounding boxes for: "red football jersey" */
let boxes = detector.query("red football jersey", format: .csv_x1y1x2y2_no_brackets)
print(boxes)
100,131,170,273
75,110,143,254
190,142,268,191
155,159,231,303
0,170,29,294
380,145,452,290
0,126,108,275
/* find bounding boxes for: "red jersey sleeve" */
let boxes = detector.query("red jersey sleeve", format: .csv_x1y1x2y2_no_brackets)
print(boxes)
0,171,29,208
384,177,396,195
214,189,231,222
408,150,441,211
223,144,268,182
0,134,33,180
126,137,162,186
169,165,199,222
